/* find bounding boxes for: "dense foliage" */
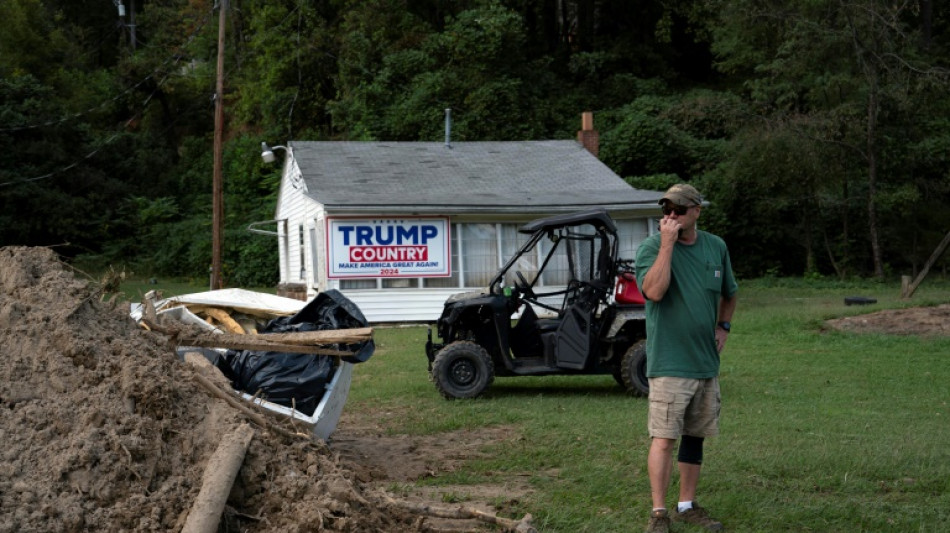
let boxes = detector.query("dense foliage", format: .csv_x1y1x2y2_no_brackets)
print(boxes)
1,0,948,284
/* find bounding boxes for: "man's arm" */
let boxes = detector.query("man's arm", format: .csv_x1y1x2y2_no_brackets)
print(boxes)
718,293,737,323
715,294,737,352
640,217,680,301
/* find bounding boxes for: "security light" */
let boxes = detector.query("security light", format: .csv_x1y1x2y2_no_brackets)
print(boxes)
261,142,288,164
261,142,276,163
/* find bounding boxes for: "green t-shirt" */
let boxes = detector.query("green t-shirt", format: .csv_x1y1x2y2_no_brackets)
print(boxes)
635,230,738,378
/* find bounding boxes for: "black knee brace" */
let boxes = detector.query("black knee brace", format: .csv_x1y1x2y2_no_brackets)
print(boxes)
678,435,704,465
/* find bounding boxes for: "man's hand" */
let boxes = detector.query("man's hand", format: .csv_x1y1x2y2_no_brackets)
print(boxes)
659,215,681,247
715,327,729,353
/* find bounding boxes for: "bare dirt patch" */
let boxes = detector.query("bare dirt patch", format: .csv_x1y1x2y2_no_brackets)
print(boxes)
824,304,950,336
0,246,530,532
332,421,534,531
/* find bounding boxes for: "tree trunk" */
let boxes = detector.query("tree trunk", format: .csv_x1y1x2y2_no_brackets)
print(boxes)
866,76,884,279
803,203,815,274
921,0,933,50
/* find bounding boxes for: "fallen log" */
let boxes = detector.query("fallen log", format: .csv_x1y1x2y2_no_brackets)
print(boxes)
181,423,255,533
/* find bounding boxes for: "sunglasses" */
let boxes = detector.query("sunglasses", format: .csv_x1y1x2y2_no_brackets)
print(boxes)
661,204,694,216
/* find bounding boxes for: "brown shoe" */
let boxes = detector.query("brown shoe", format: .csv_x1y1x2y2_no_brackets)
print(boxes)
645,508,671,533
673,503,723,531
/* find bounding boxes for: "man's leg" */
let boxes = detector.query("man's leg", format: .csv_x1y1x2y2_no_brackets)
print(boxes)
677,434,704,503
673,379,724,531
678,460,700,503
648,437,676,509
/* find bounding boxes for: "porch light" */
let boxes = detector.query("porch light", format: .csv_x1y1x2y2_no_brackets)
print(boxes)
261,142,288,164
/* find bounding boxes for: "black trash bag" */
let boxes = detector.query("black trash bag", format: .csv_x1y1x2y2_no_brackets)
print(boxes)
215,290,375,416
261,289,375,364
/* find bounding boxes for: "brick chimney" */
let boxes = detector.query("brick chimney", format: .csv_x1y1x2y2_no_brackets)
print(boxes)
577,111,599,158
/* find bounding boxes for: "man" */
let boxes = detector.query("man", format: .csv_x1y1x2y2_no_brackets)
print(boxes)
635,184,738,533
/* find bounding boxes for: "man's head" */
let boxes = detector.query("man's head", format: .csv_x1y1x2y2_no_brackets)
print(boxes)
659,184,702,236
659,183,703,208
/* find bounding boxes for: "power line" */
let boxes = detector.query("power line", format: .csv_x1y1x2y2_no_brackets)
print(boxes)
0,9,214,133
1,3,307,188
0,49,210,188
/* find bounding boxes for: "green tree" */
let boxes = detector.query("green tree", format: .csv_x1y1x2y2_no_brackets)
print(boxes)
708,0,950,277
330,0,559,141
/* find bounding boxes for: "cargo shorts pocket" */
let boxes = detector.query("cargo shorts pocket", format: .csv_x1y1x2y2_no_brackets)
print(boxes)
648,391,679,438
685,381,721,437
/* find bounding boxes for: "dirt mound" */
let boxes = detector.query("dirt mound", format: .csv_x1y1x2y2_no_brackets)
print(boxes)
825,304,950,336
0,246,420,532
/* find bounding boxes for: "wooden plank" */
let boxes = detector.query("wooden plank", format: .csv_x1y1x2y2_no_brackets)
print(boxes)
257,327,373,345
179,335,356,357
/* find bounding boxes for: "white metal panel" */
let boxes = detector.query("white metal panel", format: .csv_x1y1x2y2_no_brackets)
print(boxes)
338,289,463,323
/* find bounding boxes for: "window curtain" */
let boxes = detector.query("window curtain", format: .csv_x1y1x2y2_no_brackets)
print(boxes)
461,223,498,287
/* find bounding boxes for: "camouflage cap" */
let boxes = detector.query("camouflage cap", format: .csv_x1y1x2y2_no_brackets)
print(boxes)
659,183,703,206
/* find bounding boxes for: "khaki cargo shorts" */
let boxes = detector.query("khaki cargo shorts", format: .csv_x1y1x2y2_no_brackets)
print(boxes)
647,376,721,439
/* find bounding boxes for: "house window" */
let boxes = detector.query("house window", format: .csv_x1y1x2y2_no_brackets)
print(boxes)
460,223,498,287
383,278,417,288
615,219,649,263
340,279,375,289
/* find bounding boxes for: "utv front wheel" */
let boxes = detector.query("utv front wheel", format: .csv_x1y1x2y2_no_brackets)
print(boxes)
619,341,649,397
431,341,495,399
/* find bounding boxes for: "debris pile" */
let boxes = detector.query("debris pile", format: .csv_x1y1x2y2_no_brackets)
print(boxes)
0,246,419,532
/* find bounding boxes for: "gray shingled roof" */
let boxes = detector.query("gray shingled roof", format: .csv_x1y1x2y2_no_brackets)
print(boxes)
288,140,664,214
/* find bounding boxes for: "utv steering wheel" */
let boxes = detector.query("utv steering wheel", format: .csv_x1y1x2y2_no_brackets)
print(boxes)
515,271,536,299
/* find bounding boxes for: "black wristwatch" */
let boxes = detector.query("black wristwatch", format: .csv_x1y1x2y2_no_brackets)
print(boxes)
717,321,731,333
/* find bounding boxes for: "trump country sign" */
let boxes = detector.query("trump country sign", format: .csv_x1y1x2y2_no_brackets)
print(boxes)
326,217,451,278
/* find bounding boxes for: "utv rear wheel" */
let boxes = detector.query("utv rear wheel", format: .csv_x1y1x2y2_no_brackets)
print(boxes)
619,341,649,397
431,341,495,399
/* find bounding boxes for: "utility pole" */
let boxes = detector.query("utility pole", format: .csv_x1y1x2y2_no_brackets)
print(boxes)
211,0,227,290
129,0,136,52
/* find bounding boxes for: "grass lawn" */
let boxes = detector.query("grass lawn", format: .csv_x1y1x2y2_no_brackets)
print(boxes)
345,277,950,532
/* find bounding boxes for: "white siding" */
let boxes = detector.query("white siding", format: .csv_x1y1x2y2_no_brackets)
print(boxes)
275,160,306,284
336,289,462,323
275,158,325,287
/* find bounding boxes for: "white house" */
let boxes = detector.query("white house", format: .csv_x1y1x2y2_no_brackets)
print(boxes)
266,116,664,322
